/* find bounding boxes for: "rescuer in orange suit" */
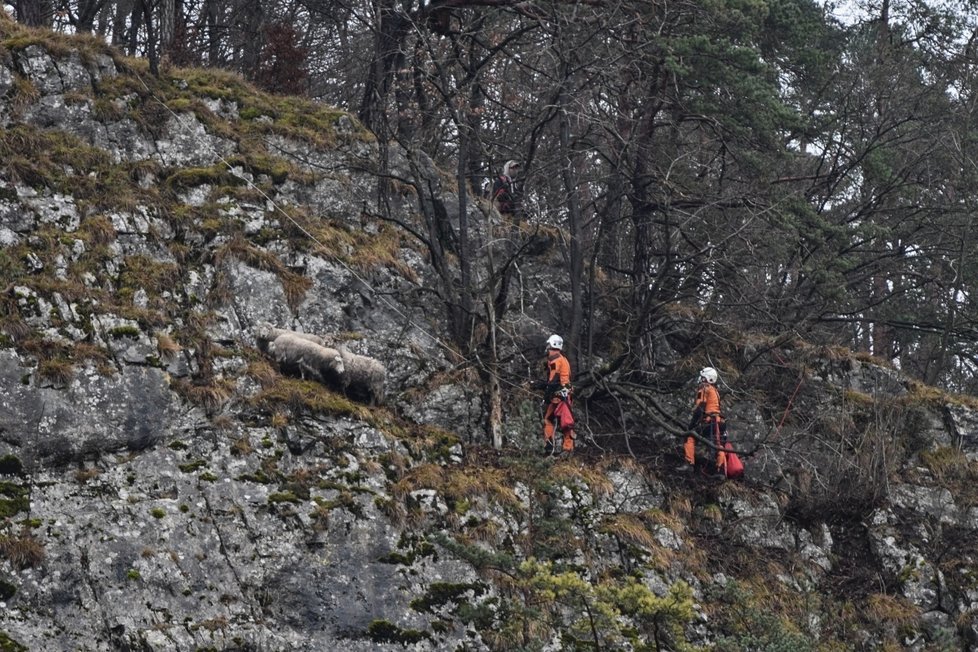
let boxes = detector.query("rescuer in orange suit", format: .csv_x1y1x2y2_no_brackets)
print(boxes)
680,366,726,475
540,334,575,455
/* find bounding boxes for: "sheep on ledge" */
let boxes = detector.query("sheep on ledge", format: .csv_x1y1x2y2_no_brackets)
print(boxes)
266,332,345,388
256,324,387,405
255,322,325,354
336,345,386,406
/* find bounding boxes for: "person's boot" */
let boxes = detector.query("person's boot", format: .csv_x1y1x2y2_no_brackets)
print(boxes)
544,439,555,456
560,430,575,456
705,463,726,480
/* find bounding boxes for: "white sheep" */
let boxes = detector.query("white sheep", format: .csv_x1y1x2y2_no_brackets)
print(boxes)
266,332,345,387
336,346,386,406
254,322,326,354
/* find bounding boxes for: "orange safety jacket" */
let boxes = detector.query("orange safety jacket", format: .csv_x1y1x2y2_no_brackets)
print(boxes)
548,351,571,385
544,350,571,401
686,382,725,467
690,382,721,428
696,383,720,415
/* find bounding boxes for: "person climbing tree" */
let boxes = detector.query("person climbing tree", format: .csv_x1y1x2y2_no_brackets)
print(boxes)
680,366,726,476
535,334,575,455
491,160,520,217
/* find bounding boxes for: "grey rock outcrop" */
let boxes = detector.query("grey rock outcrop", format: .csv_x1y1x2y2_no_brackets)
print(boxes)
5,18,978,652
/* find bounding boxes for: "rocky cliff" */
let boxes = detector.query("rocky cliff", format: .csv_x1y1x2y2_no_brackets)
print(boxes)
3,15,978,652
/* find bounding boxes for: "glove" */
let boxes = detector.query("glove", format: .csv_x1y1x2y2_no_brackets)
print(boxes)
529,379,546,390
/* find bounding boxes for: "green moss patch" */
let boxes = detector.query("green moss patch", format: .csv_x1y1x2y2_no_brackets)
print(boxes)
0,483,29,519
0,630,27,652
410,581,486,614
366,620,430,646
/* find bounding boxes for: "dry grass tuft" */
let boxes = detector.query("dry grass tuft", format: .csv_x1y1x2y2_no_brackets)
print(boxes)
1,317,32,343
376,496,406,525
250,377,368,421
10,76,40,113
211,414,235,431
599,513,659,549
246,359,279,386
80,214,117,245
391,463,446,499
37,357,74,386
551,462,615,498
443,467,523,512
920,446,978,486
0,529,45,569
666,493,693,520
74,467,101,484
231,437,253,456
270,411,289,428
309,502,330,531
280,271,314,310
172,377,234,411
155,332,181,359
865,592,917,622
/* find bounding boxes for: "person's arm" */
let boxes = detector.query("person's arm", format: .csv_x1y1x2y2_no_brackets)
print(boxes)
545,358,572,401
492,176,508,200
558,357,571,386
688,388,705,429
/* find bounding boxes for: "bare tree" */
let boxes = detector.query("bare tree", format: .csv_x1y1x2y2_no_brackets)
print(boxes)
13,0,54,26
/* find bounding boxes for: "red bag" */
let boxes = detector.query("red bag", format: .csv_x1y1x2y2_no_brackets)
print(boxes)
723,443,744,479
553,399,575,431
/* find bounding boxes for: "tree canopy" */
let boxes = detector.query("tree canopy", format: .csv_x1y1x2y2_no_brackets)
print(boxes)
10,0,978,398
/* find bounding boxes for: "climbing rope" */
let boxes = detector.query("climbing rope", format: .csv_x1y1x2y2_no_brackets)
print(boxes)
771,349,805,441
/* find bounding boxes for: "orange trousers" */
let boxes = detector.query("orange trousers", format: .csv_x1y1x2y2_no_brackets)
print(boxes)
684,418,725,470
544,399,575,452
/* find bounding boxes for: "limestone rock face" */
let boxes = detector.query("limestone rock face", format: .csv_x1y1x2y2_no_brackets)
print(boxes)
0,351,179,466
0,28,490,652
3,22,978,652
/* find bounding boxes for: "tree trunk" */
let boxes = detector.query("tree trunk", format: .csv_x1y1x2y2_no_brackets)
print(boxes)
205,0,221,65
558,83,584,370
238,0,264,80
159,0,175,65
485,297,503,450
15,0,52,27
142,0,159,75
358,0,411,134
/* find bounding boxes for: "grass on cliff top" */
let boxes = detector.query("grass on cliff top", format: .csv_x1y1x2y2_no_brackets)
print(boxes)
391,463,523,513
171,65,371,147
0,104,398,382
0,12,120,65
902,380,978,411
0,11,368,147
0,125,160,212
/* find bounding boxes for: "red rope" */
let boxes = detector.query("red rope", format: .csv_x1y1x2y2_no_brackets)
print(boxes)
771,350,804,441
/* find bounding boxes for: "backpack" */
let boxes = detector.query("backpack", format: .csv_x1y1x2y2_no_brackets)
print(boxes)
723,443,744,479
553,398,575,432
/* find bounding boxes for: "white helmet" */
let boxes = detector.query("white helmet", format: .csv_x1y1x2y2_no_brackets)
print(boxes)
699,367,718,384
546,334,563,351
